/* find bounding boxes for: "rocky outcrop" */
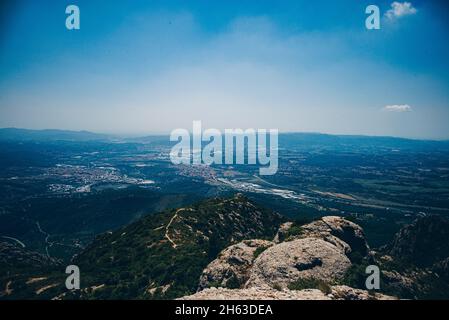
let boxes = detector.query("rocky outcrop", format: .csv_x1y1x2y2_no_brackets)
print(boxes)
273,222,293,243
181,287,330,300
330,285,397,300
185,215,403,300
287,216,369,256
179,213,449,300
180,286,396,300
245,238,351,289
196,216,370,295
369,215,449,300
198,240,273,290
381,270,418,298
389,215,449,267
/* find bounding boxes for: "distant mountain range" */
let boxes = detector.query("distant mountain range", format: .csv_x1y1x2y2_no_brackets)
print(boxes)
1,128,449,147
0,128,111,142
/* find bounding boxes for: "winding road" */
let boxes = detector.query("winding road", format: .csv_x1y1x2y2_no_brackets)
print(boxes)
36,221,52,257
1,236,26,248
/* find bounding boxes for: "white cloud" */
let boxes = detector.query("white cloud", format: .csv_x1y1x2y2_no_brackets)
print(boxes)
385,2,417,19
382,104,412,112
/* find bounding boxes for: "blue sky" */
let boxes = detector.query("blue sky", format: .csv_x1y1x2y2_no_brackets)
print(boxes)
1,0,448,139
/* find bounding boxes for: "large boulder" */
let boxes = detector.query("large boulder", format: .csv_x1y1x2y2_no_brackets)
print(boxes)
198,217,370,291
296,216,369,256
188,216,402,300
245,238,351,289
198,239,273,291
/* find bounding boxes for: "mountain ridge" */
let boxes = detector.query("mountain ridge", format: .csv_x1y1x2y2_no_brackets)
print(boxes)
0,194,282,299
2,127,449,143
2,196,449,300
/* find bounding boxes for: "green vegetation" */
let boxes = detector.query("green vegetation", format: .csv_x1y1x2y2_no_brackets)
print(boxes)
225,275,243,289
272,283,282,291
280,217,315,242
288,278,332,295
284,224,304,241
70,194,281,299
253,245,270,259
341,260,372,290
1,194,281,300
2,134,449,300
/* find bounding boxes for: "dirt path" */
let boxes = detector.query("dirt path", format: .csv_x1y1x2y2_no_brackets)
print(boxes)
164,208,194,249
165,209,181,249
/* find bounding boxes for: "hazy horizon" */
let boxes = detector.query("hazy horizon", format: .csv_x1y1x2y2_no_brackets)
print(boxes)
3,125,449,141
1,1,449,139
